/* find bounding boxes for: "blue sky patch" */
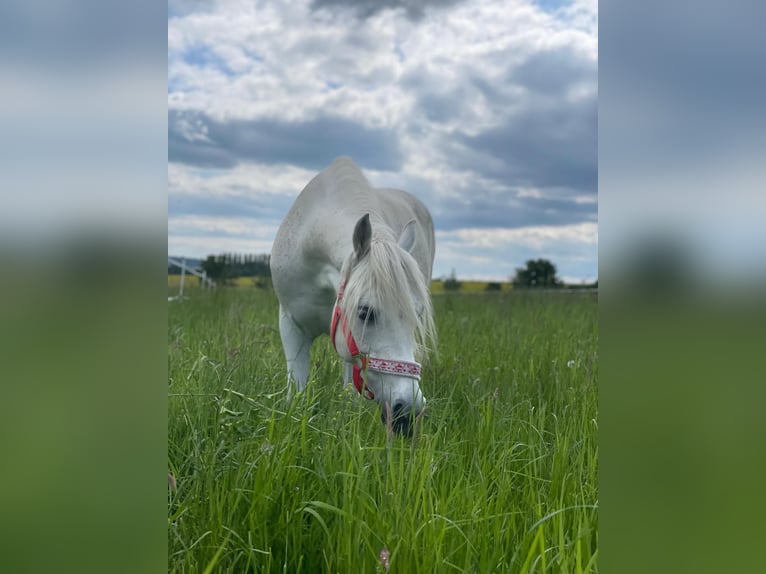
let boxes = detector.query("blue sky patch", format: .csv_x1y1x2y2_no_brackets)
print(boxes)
183,45,236,77
533,0,572,13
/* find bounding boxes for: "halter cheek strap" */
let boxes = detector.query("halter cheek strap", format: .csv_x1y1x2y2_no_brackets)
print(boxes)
330,278,422,400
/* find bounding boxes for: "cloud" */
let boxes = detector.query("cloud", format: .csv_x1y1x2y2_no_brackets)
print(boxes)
453,94,597,191
169,192,294,220
169,214,280,240
168,234,276,256
434,223,598,281
443,222,598,249
168,161,316,222
512,45,597,95
432,188,597,231
394,8,597,195
310,0,466,20
168,110,403,171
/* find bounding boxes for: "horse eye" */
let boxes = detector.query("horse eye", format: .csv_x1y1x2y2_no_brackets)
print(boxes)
358,305,377,324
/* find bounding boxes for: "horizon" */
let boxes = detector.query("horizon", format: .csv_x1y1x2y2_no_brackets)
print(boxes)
167,252,596,285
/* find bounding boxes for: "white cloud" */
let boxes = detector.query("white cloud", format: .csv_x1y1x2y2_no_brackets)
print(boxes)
168,214,280,238
169,162,315,199
169,234,276,256
439,222,598,250
167,0,595,126
432,222,598,281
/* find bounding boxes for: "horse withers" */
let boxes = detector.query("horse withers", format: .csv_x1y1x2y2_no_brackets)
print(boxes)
270,157,436,435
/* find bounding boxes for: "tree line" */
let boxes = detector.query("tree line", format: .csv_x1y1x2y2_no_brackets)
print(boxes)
199,253,271,281
442,259,597,291
173,254,596,291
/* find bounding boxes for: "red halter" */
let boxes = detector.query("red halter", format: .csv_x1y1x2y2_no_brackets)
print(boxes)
330,278,422,400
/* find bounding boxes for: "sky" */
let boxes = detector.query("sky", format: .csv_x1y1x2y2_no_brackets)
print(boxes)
168,0,598,283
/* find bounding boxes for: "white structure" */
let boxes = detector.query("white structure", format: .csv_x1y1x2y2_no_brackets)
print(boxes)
168,257,215,301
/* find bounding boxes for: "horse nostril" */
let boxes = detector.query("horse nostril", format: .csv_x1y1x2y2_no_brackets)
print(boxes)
392,413,413,437
381,402,408,425
387,401,419,437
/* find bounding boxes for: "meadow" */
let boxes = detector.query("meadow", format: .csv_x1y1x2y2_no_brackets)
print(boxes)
168,288,598,573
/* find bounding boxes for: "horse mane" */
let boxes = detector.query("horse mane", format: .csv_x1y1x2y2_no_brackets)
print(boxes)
340,235,436,359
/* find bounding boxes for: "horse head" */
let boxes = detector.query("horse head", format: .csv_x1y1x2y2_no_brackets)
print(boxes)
331,213,435,436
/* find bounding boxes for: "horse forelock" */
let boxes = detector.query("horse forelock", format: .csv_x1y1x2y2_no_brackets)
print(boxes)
340,238,436,358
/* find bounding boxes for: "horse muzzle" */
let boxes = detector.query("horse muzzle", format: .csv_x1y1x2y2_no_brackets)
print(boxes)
381,397,426,437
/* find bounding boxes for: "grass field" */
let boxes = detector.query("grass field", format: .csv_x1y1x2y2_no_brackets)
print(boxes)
168,288,598,573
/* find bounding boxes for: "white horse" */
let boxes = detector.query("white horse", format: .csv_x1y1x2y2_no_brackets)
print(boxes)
270,157,436,435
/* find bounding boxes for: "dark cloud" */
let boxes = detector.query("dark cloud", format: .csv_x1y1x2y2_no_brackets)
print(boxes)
391,175,596,232
169,191,294,221
401,67,472,125
480,45,597,190
168,110,403,171
453,95,597,192
403,46,597,192
431,189,597,231
407,49,594,127
511,47,597,94
418,92,464,124
310,0,465,20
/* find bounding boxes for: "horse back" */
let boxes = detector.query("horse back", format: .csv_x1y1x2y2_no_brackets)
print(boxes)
271,157,435,320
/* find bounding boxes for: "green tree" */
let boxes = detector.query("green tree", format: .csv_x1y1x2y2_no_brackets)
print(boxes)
443,268,462,291
200,255,227,281
200,253,272,282
512,259,562,288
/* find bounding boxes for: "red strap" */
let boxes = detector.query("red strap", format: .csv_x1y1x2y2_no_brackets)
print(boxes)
352,358,374,400
331,279,374,399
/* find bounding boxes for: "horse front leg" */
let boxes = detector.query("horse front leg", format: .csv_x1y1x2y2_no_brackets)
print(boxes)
278,306,312,398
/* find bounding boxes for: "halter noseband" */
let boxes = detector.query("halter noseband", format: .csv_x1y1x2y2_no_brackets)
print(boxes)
330,278,422,400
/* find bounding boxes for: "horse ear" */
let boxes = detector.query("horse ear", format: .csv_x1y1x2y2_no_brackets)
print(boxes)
353,213,372,259
398,219,416,253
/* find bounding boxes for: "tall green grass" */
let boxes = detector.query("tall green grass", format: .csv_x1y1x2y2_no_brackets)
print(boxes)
168,289,598,573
